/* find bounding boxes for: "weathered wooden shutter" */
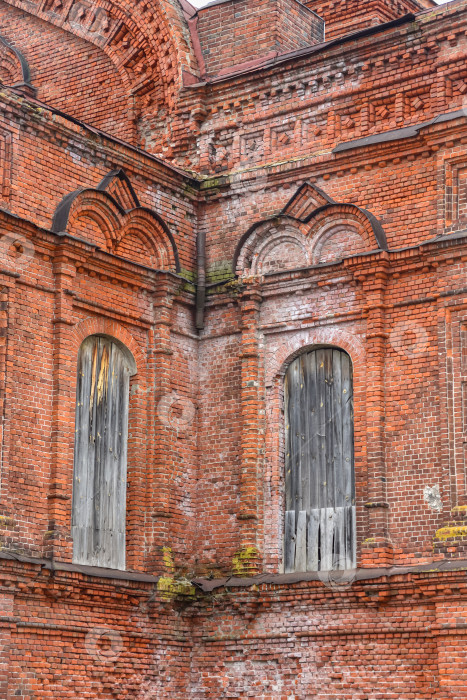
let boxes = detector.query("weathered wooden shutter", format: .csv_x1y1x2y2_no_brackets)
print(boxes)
284,348,355,573
72,336,132,570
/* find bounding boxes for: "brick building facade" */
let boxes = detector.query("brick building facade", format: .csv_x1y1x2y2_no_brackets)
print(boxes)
0,0,467,696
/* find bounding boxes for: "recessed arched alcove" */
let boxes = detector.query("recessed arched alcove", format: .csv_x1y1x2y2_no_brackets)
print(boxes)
234,182,387,277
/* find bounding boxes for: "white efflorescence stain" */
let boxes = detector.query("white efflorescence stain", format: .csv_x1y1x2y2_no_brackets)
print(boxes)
423,484,443,512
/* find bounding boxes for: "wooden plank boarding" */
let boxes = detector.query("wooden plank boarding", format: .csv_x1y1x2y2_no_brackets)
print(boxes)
284,510,296,574
307,509,320,570
295,510,307,572
72,336,132,570
284,348,355,573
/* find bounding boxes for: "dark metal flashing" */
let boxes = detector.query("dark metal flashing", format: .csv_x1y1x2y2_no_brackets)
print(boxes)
232,196,388,275
51,188,117,234
334,108,467,153
0,34,35,92
359,206,388,251
302,203,388,251
51,186,181,273
3,85,199,186
188,14,417,86
0,551,160,583
193,559,467,592
97,168,140,209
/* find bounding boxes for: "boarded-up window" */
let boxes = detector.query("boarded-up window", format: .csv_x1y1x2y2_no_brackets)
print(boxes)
284,347,356,573
72,336,135,570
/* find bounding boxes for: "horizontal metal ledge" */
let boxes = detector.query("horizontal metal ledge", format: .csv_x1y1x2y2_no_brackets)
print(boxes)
333,108,467,154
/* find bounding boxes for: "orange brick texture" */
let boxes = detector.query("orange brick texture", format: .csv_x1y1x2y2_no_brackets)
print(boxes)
196,0,324,77
0,0,466,697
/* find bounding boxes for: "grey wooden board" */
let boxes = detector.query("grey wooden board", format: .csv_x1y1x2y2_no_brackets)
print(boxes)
342,352,354,505
72,336,131,570
320,508,334,571
332,506,345,569
307,509,320,571
284,348,355,572
295,510,307,572
284,510,296,574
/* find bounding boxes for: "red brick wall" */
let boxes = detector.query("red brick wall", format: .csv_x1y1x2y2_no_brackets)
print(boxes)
196,0,324,77
304,0,436,40
0,0,465,697
0,1,136,142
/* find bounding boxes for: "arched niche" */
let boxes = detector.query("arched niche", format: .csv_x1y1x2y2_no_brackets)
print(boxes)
234,183,387,277
52,177,180,272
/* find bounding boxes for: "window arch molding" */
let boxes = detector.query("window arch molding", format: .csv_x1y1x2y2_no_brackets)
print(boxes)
70,317,144,373
265,328,365,388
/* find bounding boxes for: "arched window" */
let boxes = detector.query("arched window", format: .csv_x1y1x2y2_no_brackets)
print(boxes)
72,335,136,570
284,347,355,573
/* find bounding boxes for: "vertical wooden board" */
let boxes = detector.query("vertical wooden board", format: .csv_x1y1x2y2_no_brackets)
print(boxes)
295,358,305,516
72,338,94,564
323,349,334,509
115,532,126,571
94,338,108,562
341,353,354,505
295,510,307,572
299,355,310,515
284,510,296,574
284,370,293,513
332,506,345,570
307,508,320,571
107,344,119,536
344,505,356,569
332,350,344,508
289,359,302,519
115,365,129,569
321,507,334,570
308,351,319,510
91,338,104,560
316,349,327,512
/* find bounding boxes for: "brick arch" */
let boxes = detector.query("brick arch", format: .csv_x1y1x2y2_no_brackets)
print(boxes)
0,0,199,108
115,208,179,272
52,188,180,272
234,216,309,276
265,327,366,387
0,32,34,91
234,200,387,277
70,317,144,375
306,204,387,255
0,36,23,84
60,189,122,250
